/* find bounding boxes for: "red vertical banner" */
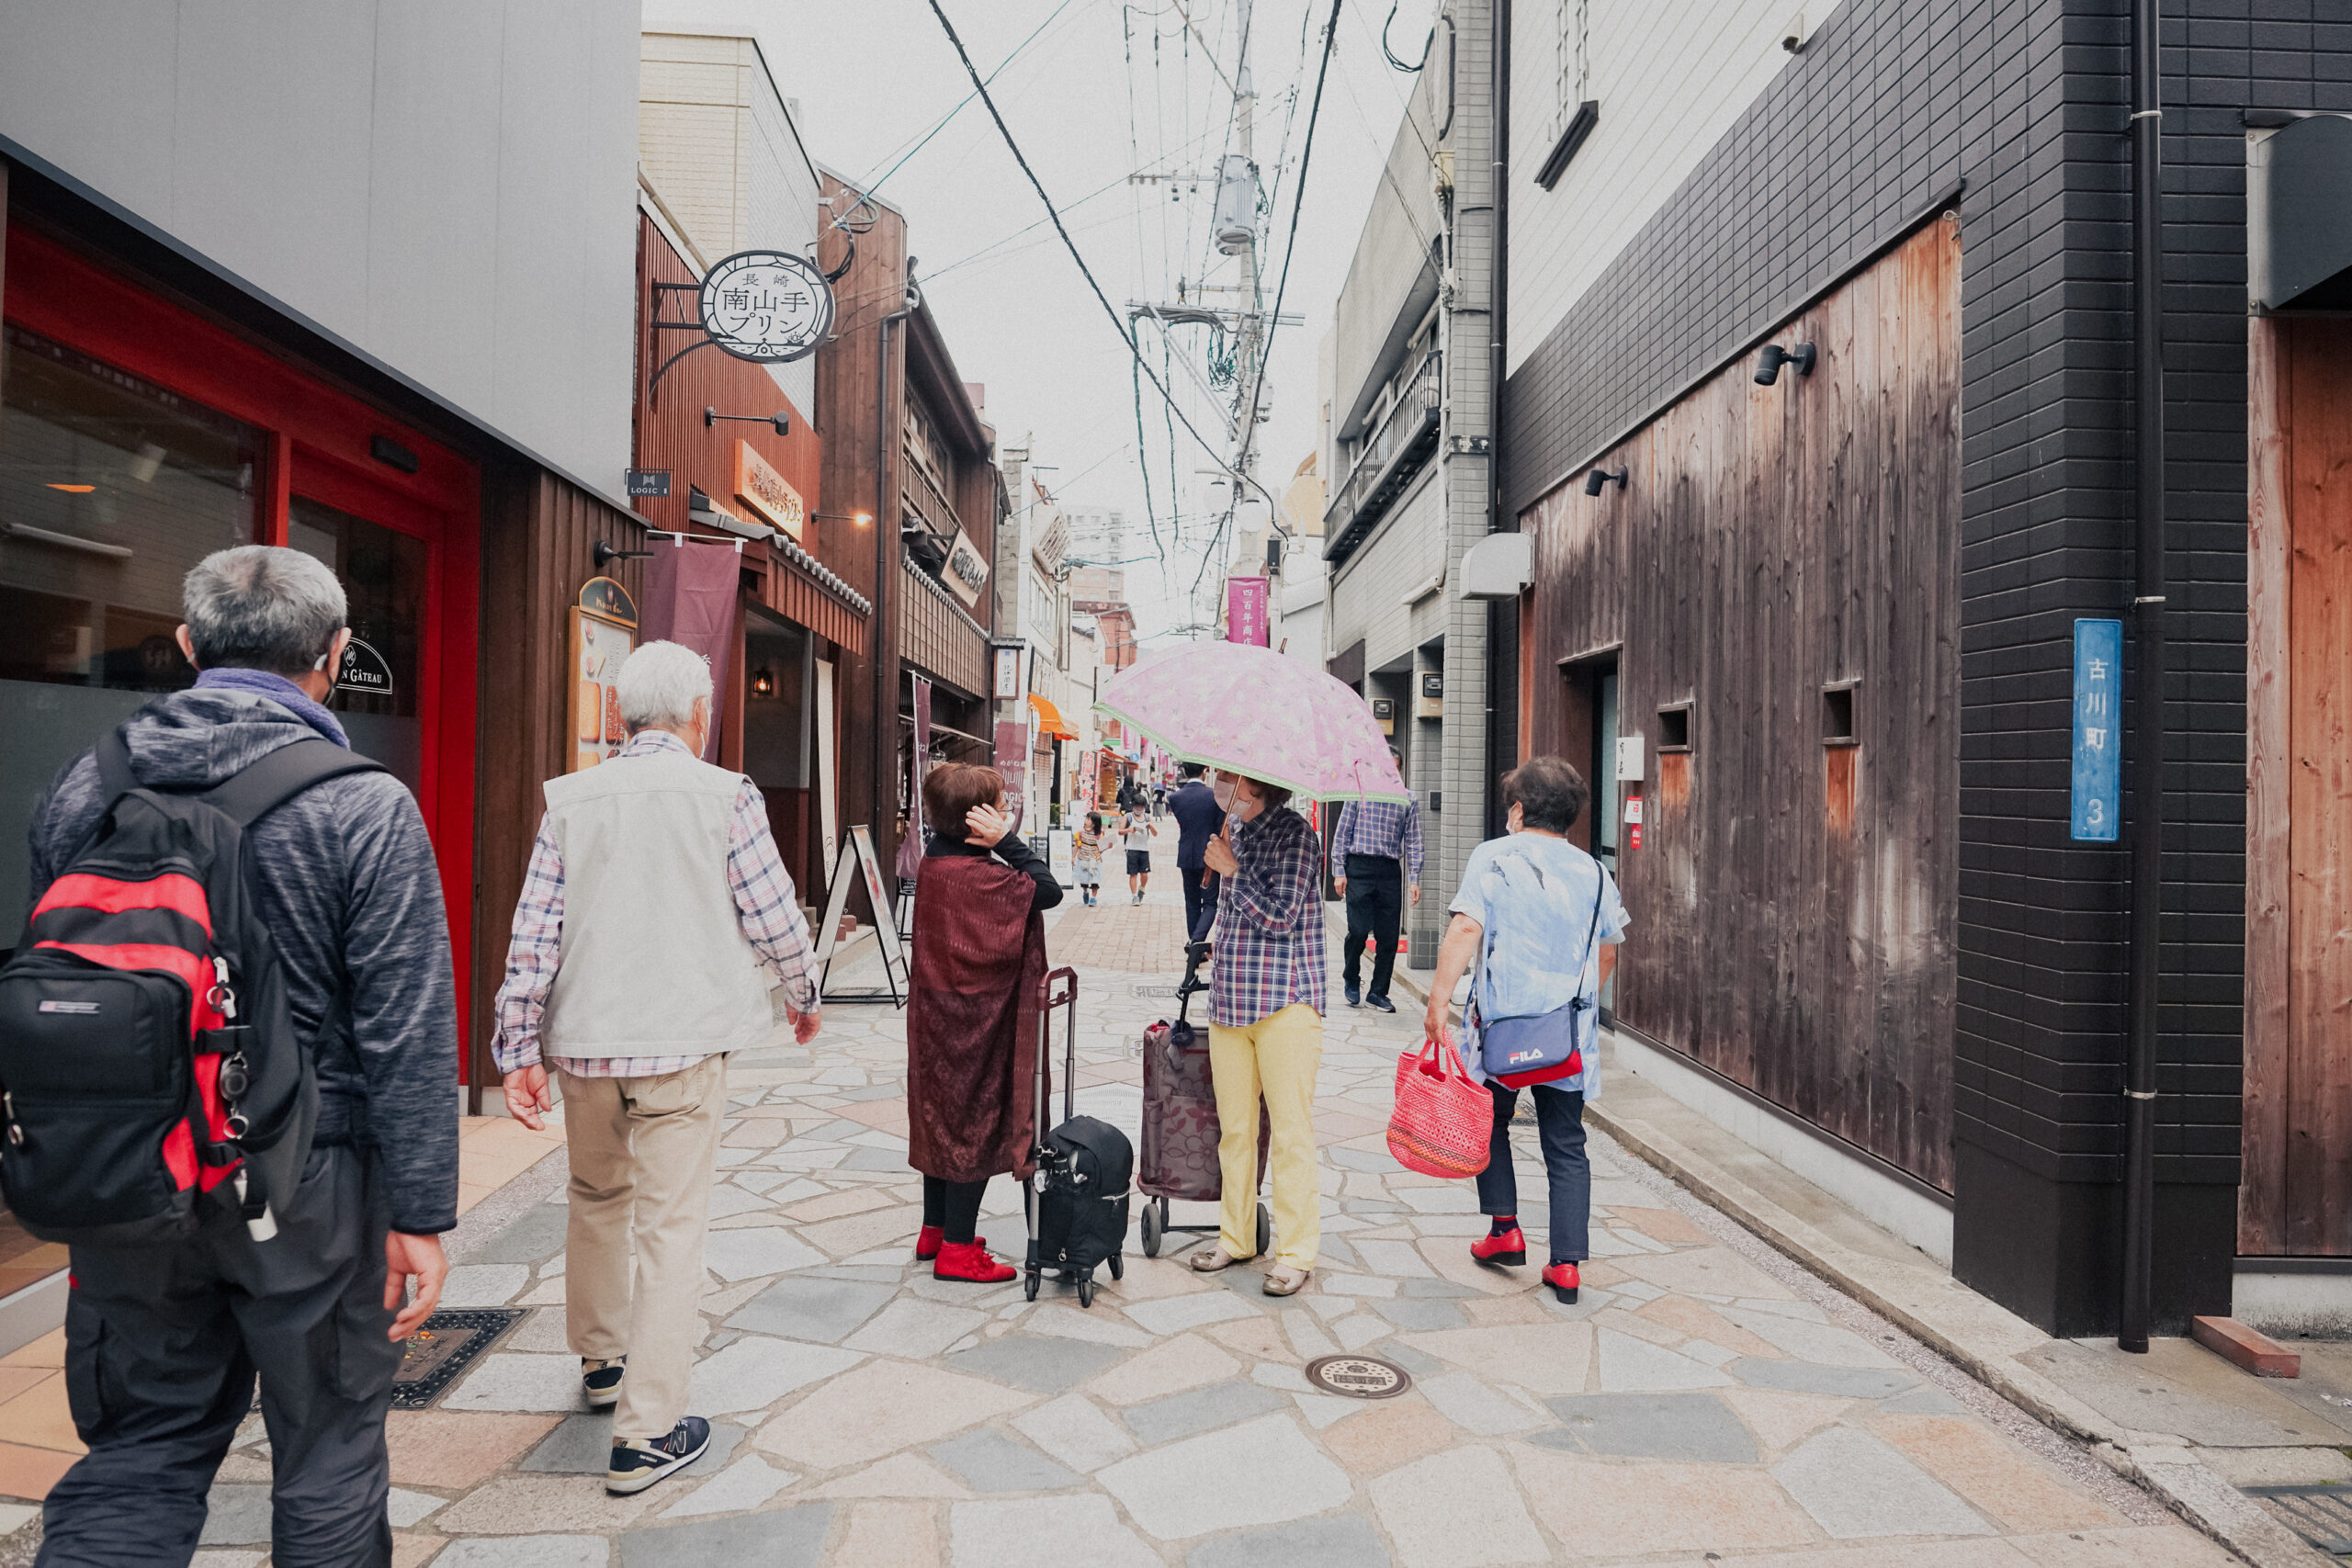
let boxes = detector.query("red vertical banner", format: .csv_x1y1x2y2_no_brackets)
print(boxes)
1226,576,1271,647
640,538,741,761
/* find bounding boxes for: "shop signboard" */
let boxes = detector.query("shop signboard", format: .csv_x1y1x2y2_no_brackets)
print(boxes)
992,644,1023,699
1049,829,1075,886
993,720,1029,831
626,468,672,498
700,251,836,364
335,637,395,698
813,825,909,1006
1226,576,1270,647
567,576,639,773
944,526,992,608
733,441,806,541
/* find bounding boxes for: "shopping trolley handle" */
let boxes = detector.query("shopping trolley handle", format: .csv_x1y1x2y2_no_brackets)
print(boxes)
1043,964,1078,1010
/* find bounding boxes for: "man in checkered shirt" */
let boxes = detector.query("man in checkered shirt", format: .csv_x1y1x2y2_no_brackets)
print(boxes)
1330,746,1424,1013
492,641,820,1498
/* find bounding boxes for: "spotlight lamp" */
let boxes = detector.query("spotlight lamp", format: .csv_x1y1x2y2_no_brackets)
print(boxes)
1754,343,1817,385
1583,466,1628,497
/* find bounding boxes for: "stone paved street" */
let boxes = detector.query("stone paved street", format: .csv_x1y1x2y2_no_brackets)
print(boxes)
202,889,2235,1567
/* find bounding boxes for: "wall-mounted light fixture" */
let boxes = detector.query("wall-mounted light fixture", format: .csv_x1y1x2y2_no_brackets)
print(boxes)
814,511,876,528
1583,466,1628,497
1754,343,1817,385
752,666,775,697
706,407,792,436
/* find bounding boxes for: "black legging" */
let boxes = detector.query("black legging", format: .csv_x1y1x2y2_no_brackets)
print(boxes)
922,1175,989,1245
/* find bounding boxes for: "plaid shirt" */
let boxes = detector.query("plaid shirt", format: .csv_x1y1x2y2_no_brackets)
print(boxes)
492,730,820,1077
1209,805,1329,1027
1329,795,1424,884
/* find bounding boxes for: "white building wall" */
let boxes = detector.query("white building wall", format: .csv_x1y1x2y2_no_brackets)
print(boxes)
1508,0,1801,373
0,0,640,492
639,29,821,419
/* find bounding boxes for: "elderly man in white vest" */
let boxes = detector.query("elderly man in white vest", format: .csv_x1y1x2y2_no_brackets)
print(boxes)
490,639,821,1496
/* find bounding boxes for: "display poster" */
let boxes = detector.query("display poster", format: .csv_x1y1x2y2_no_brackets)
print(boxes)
640,537,741,761
993,720,1029,832
568,576,639,773
815,660,841,876
1049,829,1075,886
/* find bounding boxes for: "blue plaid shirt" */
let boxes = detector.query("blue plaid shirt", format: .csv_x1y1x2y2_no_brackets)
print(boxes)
1329,795,1424,884
1210,806,1329,1026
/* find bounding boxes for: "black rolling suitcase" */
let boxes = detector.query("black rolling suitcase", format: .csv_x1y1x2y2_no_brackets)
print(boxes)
1023,965,1130,1308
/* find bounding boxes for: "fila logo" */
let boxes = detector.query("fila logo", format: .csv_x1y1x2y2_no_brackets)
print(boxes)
37,1001,100,1016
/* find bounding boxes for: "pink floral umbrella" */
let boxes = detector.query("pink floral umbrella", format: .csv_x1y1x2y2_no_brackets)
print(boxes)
1093,642,1408,803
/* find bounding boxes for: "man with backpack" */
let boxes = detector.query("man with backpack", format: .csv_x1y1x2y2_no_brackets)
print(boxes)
14,546,457,1566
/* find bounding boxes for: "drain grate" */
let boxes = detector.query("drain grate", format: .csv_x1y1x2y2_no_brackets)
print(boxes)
1304,1354,1412,1400
2245,1484,2352,1555
390,1308,526,1409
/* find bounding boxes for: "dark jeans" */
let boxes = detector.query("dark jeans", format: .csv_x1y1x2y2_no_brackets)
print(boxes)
1341,855,1403,998
1474,1084,1590,1266
40,1145,401,1568
1180,865,1219,942
921,1175,989,1245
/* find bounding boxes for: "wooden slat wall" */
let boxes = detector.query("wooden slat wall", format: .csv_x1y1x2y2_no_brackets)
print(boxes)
899,562,987,698
2243,314,2291,1253
469,466,645,1088
1523,217,1962,1188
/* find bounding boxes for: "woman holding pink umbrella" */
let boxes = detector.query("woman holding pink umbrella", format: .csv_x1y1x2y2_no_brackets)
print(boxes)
1191,771,1326,1295
1092,642,1409,1297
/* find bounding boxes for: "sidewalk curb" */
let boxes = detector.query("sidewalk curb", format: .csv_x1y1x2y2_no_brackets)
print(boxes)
1589,1092,2326,1568
1331,907,2325,1567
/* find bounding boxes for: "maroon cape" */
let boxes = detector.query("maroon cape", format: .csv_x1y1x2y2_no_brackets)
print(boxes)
906,852,1049,1183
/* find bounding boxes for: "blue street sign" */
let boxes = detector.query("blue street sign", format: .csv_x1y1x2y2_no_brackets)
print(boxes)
2070,618,2122,841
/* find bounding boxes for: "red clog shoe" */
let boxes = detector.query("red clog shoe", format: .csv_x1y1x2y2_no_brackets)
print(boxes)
1470,1225,1527,1269
914,1226,987,1261
933,1240,1016,1283
1543,1261,1580,1304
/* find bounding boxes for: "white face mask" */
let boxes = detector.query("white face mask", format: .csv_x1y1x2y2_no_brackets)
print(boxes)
1212,773,1238,811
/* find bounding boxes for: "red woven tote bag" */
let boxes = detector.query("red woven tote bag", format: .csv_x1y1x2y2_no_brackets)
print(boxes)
1386,1039,1493,1179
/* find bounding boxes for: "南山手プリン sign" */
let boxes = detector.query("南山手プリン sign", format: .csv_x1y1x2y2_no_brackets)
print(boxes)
700,251,835,364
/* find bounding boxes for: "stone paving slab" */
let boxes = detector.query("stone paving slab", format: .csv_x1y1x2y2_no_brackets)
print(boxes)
216,889,2222,1566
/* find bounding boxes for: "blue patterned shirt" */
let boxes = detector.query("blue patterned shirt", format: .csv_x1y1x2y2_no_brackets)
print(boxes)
1329,795,1424,884
1210,805,1329,1027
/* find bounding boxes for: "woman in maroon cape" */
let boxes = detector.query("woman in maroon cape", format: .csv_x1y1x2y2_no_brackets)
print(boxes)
905,762,1063,1282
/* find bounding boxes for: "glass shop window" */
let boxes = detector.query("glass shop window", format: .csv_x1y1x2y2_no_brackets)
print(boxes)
0,324,261,921
288,497,426,791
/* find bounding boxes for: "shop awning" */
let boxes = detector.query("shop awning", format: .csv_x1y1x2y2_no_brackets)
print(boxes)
1027,692,1079,740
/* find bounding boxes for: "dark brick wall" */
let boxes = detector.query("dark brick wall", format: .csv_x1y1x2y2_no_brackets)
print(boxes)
1504,0,2352,1201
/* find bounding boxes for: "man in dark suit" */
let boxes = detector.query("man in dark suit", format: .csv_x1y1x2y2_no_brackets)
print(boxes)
1167,763,1227,941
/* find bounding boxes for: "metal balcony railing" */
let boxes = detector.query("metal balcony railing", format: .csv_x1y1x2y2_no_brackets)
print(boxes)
1323,350,1442,563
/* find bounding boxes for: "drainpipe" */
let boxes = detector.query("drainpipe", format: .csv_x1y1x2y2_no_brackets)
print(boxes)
876,265,919,878
1486,0,1510,836
2119,0,2164,1355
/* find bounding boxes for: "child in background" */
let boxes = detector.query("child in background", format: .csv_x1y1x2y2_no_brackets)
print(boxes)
1074,813,1105,906
1124,808,1159,905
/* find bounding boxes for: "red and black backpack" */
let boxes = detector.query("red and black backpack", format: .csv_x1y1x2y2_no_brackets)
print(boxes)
0,728,385,1247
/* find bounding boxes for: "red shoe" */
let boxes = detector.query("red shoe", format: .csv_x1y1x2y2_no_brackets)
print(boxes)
1543,1261,1580,1304
933,1240,1015,1283
915,1226,987,1261
1470,1225,1527,1269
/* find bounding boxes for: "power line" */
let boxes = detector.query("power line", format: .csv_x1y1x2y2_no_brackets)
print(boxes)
1195,0,1345,595
921,0,1253,531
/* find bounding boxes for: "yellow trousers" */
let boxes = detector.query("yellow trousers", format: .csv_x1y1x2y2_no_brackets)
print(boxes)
1207,1002,1322,1268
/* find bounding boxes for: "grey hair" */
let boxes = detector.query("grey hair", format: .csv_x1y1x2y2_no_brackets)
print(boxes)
182,546,348,675
616,640,713,732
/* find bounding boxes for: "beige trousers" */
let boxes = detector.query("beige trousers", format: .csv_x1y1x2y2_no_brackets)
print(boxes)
555,1055,726,1442
1206,1002,1323,1269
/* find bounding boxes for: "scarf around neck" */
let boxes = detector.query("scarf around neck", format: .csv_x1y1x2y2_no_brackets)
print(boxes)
193,668,352,749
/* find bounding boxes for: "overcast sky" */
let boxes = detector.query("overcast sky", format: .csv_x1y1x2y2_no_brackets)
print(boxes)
649,0,1442,646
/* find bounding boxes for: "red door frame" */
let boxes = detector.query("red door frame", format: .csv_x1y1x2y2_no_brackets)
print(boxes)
2,221,483,1057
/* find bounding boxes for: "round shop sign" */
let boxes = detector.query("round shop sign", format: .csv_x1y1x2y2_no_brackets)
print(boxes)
699,250,836,365
1304,1354,1412,1400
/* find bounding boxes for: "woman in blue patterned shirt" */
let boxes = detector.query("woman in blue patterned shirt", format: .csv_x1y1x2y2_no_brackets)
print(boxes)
1192,772,1329,1296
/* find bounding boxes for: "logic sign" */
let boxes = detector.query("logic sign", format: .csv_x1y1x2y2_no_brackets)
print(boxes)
699,250,836,365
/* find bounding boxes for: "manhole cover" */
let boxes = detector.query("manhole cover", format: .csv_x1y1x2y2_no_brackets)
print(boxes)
2245,1484,2352,1554
390,1308,526,1409
1305,1354,1412,1399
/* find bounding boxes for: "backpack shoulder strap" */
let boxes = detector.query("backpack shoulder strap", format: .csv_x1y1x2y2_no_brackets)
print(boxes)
96,727,140,807
204,739,390,829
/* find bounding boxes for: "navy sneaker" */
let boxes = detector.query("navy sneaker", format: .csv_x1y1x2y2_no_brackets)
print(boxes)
1365,994,1396,1014
582,1357,625,1410
1344,983,1362,1009
606,1416,711,1495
